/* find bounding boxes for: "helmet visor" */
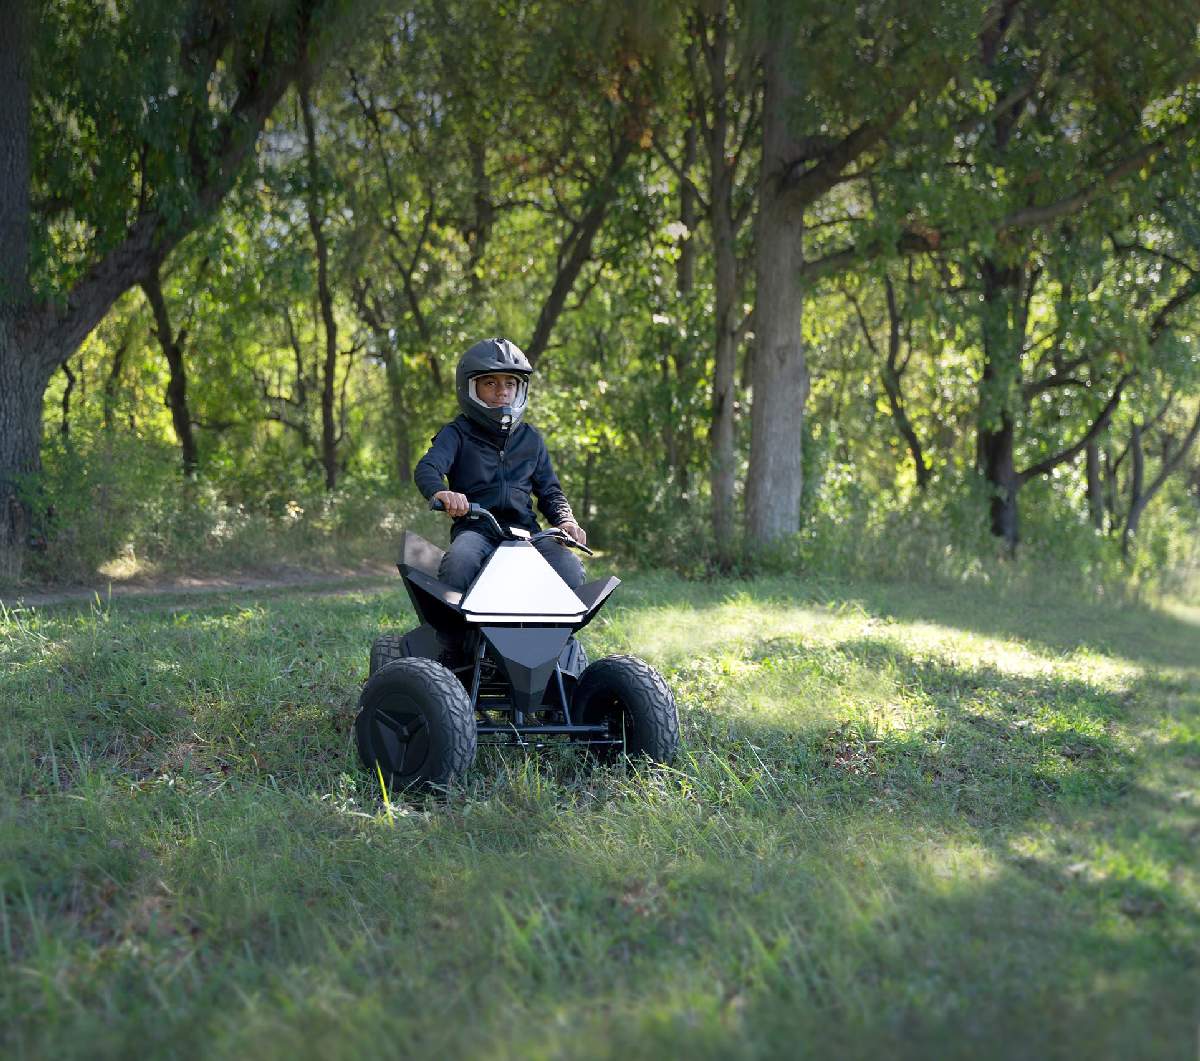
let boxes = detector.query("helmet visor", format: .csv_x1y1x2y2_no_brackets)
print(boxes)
467,373,528,415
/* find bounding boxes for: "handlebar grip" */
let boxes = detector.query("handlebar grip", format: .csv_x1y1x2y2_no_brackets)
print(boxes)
429,497,489,520
428,498,504,539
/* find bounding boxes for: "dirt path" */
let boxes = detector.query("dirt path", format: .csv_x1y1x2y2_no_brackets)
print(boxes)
0,562,398,609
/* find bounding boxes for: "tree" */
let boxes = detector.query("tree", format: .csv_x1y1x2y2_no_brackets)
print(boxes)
799,0,1200,550
337,1,658,480
0,0,358,577
845,261,932,490
659,7,760,565
742,0,980,547
1121,398,1200,557
966,4,1199,548
1095,215,1200,555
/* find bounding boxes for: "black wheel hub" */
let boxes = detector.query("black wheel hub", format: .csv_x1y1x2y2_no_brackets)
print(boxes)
370,695,430,777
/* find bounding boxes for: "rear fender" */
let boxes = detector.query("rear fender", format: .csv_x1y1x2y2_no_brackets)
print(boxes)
401,569,464,633
398,530,445,577
400,623,441,661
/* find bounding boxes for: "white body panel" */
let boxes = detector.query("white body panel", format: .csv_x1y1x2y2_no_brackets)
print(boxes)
460,542,585,622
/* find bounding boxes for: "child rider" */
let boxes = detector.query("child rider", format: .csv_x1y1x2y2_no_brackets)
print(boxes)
414,337,588,607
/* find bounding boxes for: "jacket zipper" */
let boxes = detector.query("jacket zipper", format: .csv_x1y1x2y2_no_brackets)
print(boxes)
498,441,507,512
465,419,516,529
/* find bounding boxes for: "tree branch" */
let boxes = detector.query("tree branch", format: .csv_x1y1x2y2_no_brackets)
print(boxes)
796,225,941,281
1143,404,1200,502
525,134,635,364
1018,372,1132,483
1112,239,1200,277
651,134,710,213
1150,274,1200,342
1001,111,1200,231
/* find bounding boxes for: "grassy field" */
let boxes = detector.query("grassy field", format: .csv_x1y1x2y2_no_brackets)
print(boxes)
2,571,1197,1059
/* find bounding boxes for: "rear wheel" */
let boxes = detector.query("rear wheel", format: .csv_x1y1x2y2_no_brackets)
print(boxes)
369,633,406,676
355,658,477,791
572,655,679,765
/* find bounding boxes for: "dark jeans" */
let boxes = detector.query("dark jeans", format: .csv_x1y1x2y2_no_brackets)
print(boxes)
438,529,586,593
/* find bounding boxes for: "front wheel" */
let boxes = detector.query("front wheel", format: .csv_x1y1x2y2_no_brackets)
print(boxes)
572,655,679,765
355,658,477,791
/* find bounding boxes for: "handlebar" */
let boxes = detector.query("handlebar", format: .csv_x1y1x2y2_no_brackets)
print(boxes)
429,497,594,556
530,526,594,556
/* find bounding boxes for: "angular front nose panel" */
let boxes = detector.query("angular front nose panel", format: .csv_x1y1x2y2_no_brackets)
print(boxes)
481,625,572,713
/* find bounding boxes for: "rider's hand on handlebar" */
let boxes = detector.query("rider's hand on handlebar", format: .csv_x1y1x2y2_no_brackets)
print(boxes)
433,490,470,518
558,520,587,547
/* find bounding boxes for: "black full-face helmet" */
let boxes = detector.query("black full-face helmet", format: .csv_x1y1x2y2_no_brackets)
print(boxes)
456,337,533,434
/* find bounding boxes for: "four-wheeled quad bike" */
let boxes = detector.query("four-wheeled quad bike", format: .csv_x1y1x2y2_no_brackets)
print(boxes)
354,501,679,790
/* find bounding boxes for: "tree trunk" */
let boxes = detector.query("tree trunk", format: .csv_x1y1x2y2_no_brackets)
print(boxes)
1,0,31,313
582,447,595,525
143,265,198,476
1085,438,1104,530
0,348,48,580
676,118,698,298
710,214,739,559
351,283,410,485
705,147,734,564
881,364,929,490
853,276,930,491
1121,405,1200,558
300,76,340,492
0,0,36,578
745,41,808,546
659,345,681,491
976,259,1024,551
467,137,493,296
103,322,133,431
1121,423,1145,558
383,349,411,485
881,276,929,490
60,361,75,438
978,402,1019,548
697,18,745,567
665,114,698,501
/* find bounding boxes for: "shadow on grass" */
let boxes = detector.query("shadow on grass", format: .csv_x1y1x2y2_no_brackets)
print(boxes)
841,581,1200,672
13,774,1191,1057
676,633,1136,815
3,590,1151,824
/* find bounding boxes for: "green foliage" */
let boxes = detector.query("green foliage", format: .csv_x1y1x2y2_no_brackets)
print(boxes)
20,0,1200,589
29,0,349,297
24,434,179,580
21,431,433,584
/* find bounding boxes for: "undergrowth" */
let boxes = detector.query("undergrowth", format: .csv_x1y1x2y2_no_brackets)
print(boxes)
12,435,1200,602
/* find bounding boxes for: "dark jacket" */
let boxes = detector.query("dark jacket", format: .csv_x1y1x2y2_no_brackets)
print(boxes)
414,415,575,539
